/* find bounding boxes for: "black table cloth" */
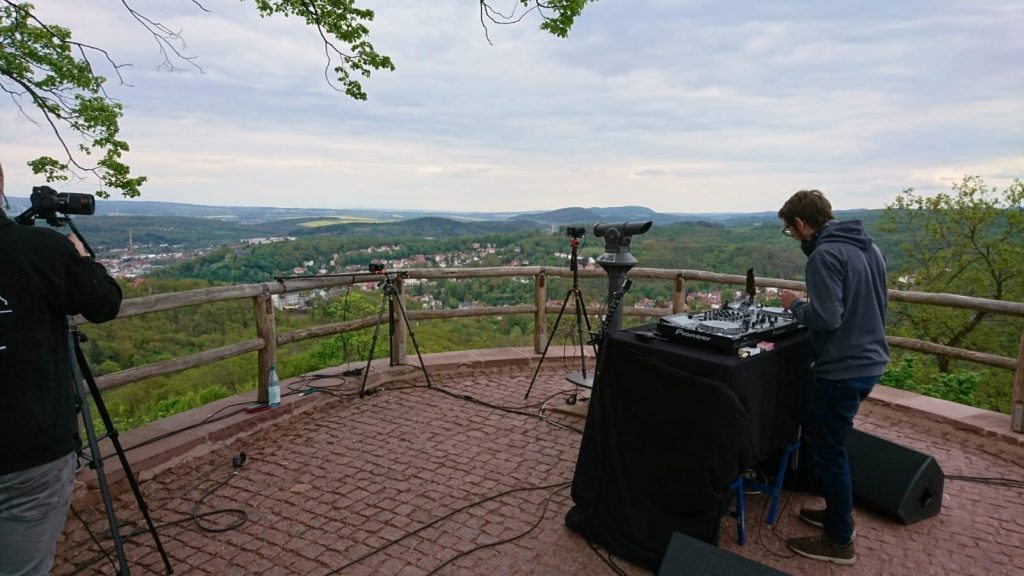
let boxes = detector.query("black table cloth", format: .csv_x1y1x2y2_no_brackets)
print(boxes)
566,325,811,569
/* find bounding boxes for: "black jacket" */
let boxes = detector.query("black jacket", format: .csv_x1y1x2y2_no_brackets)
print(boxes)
0,212,122,473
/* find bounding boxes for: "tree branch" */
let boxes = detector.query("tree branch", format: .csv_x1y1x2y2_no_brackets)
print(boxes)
0,67,95,174
120,0,201,73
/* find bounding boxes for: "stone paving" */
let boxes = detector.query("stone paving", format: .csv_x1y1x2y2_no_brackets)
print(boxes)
53,353,1024,576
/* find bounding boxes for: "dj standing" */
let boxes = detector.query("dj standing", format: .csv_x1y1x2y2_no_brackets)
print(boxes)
0,161,123,576
778,189,889,566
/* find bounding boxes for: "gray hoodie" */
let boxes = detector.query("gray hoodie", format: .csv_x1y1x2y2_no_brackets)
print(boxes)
788,219,890,379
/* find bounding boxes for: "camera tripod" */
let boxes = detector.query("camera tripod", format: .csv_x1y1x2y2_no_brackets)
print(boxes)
69,321,173,575
15,209,171,574
523,235,597,401
358,271,433,397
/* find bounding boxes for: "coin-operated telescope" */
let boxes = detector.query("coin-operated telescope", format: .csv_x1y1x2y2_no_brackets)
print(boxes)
593,221,652,331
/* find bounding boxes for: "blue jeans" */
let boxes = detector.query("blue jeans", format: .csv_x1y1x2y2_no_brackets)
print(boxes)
0,452,77,576
810,375,878,545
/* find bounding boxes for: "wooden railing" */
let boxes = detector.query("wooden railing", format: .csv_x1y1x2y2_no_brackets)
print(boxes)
84,266,1024,433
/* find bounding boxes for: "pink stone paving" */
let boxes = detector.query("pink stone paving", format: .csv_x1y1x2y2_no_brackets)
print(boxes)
53,352,1024,575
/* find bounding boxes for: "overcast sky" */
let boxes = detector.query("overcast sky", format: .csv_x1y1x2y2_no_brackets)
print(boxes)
1,0,1022,213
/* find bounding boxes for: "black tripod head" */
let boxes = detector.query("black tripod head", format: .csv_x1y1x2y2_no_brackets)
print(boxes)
373,269,408,295
564,225,587,275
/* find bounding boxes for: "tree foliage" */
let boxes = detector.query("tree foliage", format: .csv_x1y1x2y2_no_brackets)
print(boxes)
882,175,1024,372
0,1,144,197
1,0,593,197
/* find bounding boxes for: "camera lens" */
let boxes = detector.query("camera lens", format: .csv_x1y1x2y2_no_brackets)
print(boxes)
59,193,95,216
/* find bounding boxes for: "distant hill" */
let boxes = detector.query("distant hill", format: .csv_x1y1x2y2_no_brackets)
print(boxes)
3,195,887,256
510,207,602,225
292,216,544,239
510,206,821,227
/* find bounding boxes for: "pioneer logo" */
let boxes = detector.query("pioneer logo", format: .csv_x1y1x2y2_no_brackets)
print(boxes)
674,329,712,342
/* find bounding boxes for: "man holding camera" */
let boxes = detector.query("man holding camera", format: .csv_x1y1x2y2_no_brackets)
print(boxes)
778,189,889,566
0,162,123,575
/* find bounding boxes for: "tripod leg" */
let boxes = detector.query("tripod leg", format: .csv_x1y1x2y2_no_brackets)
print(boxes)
524,288,573,400
391,293,433,388
576,290,598,359
69,332,132,576
572,288,590,381
359,290,391,397
74,342,173,575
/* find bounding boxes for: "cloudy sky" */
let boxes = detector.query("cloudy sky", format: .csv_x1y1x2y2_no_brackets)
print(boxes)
2,0,1022,213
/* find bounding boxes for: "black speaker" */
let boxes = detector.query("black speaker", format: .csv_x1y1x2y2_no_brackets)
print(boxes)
848,429,944,525
658,532,790,576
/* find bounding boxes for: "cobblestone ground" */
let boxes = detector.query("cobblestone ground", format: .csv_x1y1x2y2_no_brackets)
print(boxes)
718,400,1024,576
54,363,1024,576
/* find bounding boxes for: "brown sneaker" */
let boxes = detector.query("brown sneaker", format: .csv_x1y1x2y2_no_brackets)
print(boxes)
798,507,856,537
787,534,856,565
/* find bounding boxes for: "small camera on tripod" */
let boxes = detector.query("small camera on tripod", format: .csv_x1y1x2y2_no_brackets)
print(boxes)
566,226,586,239
369,262,386,274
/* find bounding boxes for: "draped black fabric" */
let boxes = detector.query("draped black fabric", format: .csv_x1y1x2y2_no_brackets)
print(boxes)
566,327,810,570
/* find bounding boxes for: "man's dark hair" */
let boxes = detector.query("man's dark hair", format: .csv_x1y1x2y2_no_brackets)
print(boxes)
778,189,834,230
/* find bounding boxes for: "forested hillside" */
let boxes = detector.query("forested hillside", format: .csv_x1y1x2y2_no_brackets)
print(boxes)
152,210,899,297
76,193,1024,431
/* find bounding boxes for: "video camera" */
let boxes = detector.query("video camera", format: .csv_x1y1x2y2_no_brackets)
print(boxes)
566,226,586,239
15,185,95,227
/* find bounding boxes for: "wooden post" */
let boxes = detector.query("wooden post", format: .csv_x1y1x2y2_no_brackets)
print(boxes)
534,272,547,353
1012,327,1024,433
672,273,686,314
390,275,408,366
253,284,277,404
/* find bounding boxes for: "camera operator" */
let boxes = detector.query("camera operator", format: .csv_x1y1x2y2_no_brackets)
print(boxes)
0,162,123,576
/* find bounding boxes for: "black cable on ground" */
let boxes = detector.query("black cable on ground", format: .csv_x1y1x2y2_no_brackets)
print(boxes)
323,480,571,576
947,474,1024,490
756,489,796,559
587,540,628,576
287,372,363,398
68,505,120,575
420,383,585,434
423,483,570,576
69,455,250,575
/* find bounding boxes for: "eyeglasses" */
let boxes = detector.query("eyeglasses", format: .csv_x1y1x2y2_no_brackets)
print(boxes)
782,224,794,237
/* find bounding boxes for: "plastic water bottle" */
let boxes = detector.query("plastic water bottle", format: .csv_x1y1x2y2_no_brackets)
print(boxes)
268,365,281,407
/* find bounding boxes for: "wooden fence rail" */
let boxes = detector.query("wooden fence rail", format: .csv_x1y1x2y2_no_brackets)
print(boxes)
84,266,1024,433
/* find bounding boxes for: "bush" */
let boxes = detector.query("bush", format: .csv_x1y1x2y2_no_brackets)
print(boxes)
920,371,979,406
879,355,918,390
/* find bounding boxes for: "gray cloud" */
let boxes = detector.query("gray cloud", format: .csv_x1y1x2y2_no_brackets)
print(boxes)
1,0,1021,212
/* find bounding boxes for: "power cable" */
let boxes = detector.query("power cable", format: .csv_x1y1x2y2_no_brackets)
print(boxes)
947,474,1024,490
323,480,571,576
423,483,570,576
68,453,250,574
587,540,628,576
